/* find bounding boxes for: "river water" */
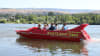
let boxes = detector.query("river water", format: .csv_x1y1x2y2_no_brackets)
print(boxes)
0,24,100,56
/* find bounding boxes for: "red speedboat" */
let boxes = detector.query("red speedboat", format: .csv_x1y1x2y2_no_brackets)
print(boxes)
16,24,91,42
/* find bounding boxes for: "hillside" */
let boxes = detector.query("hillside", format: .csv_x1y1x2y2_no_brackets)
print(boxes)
0,8,69,15
0,8,98,15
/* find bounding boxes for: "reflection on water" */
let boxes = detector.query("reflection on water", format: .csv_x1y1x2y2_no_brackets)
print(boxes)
16,37,88,56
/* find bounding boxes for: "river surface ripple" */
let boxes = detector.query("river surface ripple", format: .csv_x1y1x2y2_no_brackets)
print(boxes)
0,24,100,56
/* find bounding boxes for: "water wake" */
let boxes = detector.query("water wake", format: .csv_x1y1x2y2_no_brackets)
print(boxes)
87,38,100,43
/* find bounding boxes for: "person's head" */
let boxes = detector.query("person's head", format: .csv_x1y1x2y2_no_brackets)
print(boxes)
46,24,49,26
44,24,47,27
47,24,48,26
63,23,67,26
55,24,57,26
38,24,41,27
51,23,54,26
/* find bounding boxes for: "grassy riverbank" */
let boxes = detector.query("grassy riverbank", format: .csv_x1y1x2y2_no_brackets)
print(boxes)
0,13,100,25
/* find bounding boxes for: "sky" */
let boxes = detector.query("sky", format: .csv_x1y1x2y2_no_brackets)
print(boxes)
0,0,100,10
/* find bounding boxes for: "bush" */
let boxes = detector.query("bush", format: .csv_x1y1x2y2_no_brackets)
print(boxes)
0,19,7,23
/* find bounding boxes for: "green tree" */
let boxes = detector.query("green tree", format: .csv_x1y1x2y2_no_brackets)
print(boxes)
48,12,55,16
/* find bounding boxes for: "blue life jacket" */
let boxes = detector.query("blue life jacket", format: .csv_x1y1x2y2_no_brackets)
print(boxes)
49,26,55,30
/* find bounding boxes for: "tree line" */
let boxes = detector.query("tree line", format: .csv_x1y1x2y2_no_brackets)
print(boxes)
0,12,100,25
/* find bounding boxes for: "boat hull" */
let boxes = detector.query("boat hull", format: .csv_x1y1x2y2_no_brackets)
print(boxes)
16,24,90,42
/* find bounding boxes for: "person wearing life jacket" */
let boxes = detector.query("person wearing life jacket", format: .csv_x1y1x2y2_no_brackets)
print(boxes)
37,24,41,30
54,24,59,30
49,23,55,30
61,23,68,30
43,24,49,30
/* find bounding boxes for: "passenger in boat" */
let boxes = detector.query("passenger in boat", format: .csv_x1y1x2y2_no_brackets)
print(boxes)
49,23,55,30
61,23,68,30
54,24,59,30
37,24,41,30
43,24,49,30
46,24,49,29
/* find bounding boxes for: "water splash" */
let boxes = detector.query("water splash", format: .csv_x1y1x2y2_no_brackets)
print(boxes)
86,38,100,43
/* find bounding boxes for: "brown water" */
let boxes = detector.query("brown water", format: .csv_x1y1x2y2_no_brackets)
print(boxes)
0,24,100,56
